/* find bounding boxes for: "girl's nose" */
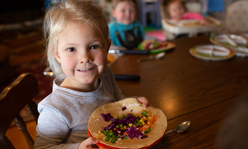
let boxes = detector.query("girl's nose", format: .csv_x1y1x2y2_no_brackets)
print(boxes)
79,51,93,63
127,10,132,16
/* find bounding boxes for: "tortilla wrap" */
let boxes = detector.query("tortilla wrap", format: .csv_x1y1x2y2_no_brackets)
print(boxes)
88,98,167,149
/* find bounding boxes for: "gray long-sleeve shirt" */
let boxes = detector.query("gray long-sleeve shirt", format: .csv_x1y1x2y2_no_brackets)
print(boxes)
34,66,124,149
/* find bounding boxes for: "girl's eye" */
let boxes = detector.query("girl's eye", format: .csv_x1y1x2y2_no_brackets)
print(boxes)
90,45,100,50
67,48,76,52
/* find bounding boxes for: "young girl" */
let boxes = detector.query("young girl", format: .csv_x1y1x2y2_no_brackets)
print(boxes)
166,0,209,25
108,0,145,50
34,0,150,148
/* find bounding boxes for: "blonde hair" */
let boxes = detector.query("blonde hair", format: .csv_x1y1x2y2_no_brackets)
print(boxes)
43,0,109,77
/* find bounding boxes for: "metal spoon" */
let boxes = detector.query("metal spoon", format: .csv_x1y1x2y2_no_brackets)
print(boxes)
137,52,165,63
164,121,191,136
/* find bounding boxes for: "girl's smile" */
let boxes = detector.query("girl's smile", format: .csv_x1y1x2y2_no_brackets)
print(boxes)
54,22,110,92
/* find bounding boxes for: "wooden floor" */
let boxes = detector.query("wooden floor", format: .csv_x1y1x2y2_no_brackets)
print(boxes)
6,120,37,149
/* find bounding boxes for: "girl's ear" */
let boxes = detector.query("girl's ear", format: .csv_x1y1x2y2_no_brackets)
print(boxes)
54,51,61,63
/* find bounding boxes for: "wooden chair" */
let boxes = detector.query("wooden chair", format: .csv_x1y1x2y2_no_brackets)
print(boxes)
0,73,39,149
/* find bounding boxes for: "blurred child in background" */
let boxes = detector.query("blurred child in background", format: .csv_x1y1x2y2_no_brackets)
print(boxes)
166,0,209,25
108,0,145,50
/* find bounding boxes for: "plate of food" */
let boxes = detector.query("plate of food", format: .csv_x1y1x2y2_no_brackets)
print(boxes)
189,44,235,61
210,33,248,48
138,40,175,53
88,98,167,149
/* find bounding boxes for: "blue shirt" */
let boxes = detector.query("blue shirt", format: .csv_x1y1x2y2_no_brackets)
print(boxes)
108,20,145,47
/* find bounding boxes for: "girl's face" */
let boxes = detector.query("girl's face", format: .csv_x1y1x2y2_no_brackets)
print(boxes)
168,1,185,21
112,1,136,25
55,22,110,92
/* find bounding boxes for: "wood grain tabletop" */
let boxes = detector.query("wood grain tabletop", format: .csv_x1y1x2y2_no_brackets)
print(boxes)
110,35,248,149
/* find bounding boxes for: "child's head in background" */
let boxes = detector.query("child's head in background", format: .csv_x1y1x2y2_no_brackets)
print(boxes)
166,0,186,21
43,0,110,91
111,0,138,25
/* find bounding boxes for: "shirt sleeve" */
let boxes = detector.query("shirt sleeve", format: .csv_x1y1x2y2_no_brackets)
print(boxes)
105,66,125,101
34,107,80,149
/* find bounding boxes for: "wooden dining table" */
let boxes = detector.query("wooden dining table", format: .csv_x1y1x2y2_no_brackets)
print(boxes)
109,35,248,149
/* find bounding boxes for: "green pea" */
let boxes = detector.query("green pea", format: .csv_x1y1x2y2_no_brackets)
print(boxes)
103,132,108,136
109,132,114,136
144,130,148,134
106,130,109,133
116,125,120,128
120,124,123,128
105,137,109,141
147,128,151,132
125,136,128,139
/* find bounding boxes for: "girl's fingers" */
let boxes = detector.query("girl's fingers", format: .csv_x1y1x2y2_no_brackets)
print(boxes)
80,137,99,149
137,96,150,108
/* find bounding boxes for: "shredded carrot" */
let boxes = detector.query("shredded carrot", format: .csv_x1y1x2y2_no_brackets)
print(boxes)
152,116,160,123
143,114,153,131
151,114,154,124
138,124,147,131
137,114,161,132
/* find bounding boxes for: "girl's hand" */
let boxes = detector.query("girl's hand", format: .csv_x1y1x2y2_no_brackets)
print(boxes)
136,96,153,108
78,137,99,149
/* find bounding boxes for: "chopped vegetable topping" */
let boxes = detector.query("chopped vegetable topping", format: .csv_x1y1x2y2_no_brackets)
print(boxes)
100,110,159,143
122,106,127,111
101,113,114,122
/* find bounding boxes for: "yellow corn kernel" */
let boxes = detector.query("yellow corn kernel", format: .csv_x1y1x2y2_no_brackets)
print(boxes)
147,113,149,116
147,121,150,124
142,122,145,125
110,130,112,132
129,123,133,127
98,131,101,134
124,125,127,129
140,119,143,122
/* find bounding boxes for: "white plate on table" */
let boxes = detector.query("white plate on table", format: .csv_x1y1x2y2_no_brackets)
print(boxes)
210,34,248,56
189,44,235,61
210,34,248,47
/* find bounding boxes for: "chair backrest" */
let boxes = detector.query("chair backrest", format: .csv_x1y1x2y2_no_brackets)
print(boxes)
225,1,248,33
0,73,39,149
